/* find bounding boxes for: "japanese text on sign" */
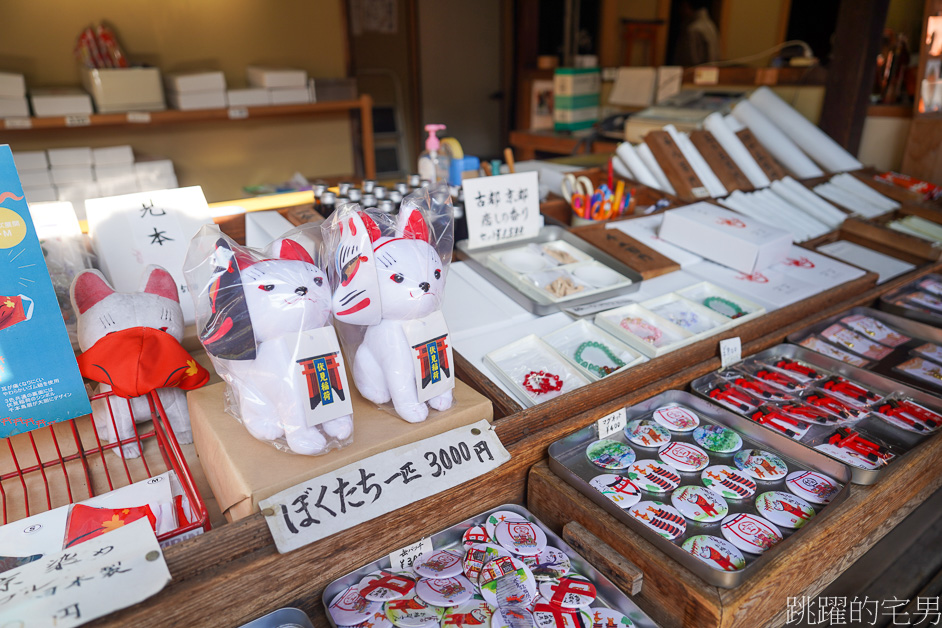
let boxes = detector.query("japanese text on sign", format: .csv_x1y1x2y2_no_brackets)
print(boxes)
463,172,543,249
597,408,627,439
389,537,434,571
260,419,511,553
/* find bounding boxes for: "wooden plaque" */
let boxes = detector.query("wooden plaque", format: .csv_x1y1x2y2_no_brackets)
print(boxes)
689,129,753,192
735,128,789,181
644,130,710,202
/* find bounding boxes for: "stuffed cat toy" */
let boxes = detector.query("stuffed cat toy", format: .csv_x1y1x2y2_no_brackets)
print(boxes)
325,186,455,423
191,231,353,455
70,266,209,458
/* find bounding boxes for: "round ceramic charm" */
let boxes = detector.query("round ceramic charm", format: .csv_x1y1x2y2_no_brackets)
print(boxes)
586,439,636,470
463,525,491,546
491,606,535,628
463,544,510,584
785,470,841,505
413,549,464,579
584,607,635,628
692,425,743,454
384,592,445,627
442,599,496,628
531,604,592,628
733,449,788,481
681,535,746,572
329,585,384,625
522,546,571,581
658,442,710,472
670,485,729,523
496,520,548,556
358,570,416,601
478,556,537,608
624,419,671,447
415,576,474,607
652,405,700,432
625,459,682,493
700,465,757,500
537,575,596,609
627,501,687,539
720,513,783,554
484,511,528,541
755,491,816,529
590,474,642,508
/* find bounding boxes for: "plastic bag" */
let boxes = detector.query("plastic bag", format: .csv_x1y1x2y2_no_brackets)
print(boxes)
183,223,354,455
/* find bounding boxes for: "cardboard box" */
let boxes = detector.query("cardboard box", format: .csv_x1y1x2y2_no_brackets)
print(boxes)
658,202,793,273
167,90,226,111
23,186,58,203
92,145,134,166
81,68,166,113
269,87,310,105
18,169,52,187
188,379,494,521
247,66,308,88
0,72,26,98
226,87,270,107
12,150,49,171
47,147,93,167
553,68,600,132
0,96,29,117
29,88,93,117
164,71,226,93
50,166,94,185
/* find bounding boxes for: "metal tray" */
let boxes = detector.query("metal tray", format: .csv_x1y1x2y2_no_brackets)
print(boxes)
691,344,940,484
879,273,942,328
456,226,643,315
321,504,658,628
239,608,315,628
786,306,942,395
547,390,851,589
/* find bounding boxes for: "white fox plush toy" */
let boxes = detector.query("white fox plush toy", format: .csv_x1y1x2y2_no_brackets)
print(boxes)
71,266,209,458
324,185,455,423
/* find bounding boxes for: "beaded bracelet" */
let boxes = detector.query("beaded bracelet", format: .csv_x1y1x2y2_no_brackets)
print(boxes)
703,296,745,319
667,310,699,329
523,370,563,395
620,317,662,344
574,340,626,377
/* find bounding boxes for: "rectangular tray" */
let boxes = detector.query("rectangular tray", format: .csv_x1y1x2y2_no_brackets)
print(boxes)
690,344,941,484
321,504,658,628
456,226,643,315
547,390,851,589
880,273,942,328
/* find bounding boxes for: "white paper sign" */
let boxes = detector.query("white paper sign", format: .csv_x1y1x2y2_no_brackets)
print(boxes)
126,112,151,124
402,310,455,403
0,519,171,627
720,337,742,368
597,407,627,439
85,186,214,326
388,537,433,571
260,419,510,553
462,171,543,250
287,326,354,427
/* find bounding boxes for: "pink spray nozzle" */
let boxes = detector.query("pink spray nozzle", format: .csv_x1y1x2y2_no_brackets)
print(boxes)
424,123,446,151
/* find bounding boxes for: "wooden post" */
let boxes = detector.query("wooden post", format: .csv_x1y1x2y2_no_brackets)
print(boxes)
359,93,376,179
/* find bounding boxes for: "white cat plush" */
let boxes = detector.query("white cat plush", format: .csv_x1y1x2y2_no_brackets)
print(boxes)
325,186,455,423
71,266,208,458
191,232,353,455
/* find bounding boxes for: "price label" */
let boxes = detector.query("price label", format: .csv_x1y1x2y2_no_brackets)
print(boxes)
228,107,249,120
720,337,742,368
693,66,719,86
4,117,32,129
462,171,543,250
65,115,91,127
597,407,628,439
126,111,151,124
389,537,434,571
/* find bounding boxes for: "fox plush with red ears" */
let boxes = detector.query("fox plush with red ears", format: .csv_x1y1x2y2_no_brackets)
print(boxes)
323,184,456,423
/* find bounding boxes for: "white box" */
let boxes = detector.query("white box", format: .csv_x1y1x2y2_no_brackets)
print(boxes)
167,90,226,111
0,96,29,117
769,246,866,290
658,202,793,274
164,71,227,93
246,66,308,88
51,166,95,185
81,68,166,113
135,159,176,180
227,87,270,107
56,181,102,220
47,147,93,167
94,163,136,180
138,174,179,192
0,72,26,98
23,186,58,203
686,260,820,311
29,88,93,117
97,177,141,197
268,87,310,105
12,150,49,171
92,145,134,166
19,169,52,187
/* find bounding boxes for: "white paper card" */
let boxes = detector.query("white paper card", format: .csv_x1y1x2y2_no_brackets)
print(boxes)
244,210,296,249
597,407,628,438
816,240,915,284
260,419,510,553
402,310,455,403
770,246,865,289
0,519,171,627
389,537,434,571
28,201,82,239
720,337,742,368
286,326,353,428
463,172,543,249
85,187,214,326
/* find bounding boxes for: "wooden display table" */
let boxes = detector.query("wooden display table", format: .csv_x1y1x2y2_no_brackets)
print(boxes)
510,129,621,160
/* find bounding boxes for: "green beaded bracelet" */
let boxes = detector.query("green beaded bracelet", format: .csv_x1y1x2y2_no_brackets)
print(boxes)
574,340,626,377
703,296,745,319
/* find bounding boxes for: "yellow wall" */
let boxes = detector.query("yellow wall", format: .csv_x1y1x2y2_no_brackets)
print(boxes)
0,0,354,201
722,0,789,64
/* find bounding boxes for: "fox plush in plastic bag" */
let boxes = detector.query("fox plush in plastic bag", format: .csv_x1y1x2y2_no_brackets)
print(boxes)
322,184,456,423
184,225,354,455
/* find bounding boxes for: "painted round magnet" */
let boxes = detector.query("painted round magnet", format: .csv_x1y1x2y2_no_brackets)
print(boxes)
478,556,537,608
442,599,496,628
658,442,710,472
463,525,491,546
625,460,681,493
491,606,535,628
624,419,671,447
537,575,596,608
413,549,464,579
681,535,746,572
652,405,701,432
484,511,528,541
357,570,416,602
700,465,757,500
329,584,384,625
496,520,548,556
590,474,642,508
755,491,816,529
341,612,395,628
522,546,571,581
692,425,743,454
532,604,592,628
670,485,729,523
584,607,635,628
384,592,445,627
462,543,509,584
733,449,788,481
415,576,474,607
627,501,687,540
586,439,636,470
785,470,841,505
720,513,783,554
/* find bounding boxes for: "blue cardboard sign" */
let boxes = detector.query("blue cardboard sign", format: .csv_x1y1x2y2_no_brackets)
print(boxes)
0,145,91,437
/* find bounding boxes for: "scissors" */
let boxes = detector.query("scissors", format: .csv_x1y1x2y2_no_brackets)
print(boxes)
561,174,594,214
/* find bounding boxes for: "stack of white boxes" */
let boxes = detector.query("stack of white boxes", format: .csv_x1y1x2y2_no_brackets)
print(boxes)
247,66,311,105
0,72,29,118
93,145,138,197
29,88,94,117
164,71,227,111
48,148,99,217
14,151,55,202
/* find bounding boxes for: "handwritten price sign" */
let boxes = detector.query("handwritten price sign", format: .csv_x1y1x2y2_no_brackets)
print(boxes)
463,172,543,250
